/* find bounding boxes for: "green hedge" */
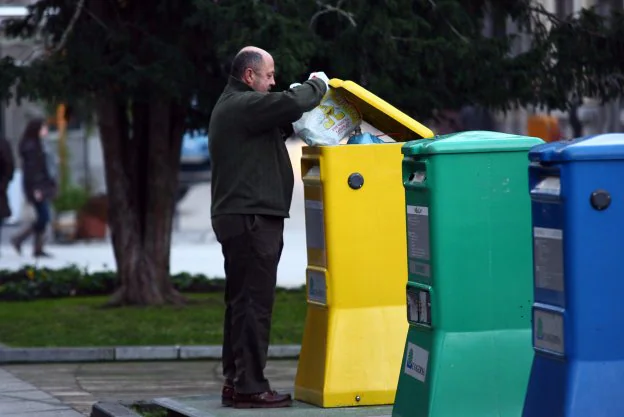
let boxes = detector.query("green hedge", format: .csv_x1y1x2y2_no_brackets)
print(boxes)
0,265,226,301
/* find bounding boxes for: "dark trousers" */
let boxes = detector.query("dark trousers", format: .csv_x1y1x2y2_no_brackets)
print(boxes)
211,214,284,394
33,200,50,233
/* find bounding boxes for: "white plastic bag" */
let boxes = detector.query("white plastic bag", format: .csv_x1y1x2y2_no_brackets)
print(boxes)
292,86,362,146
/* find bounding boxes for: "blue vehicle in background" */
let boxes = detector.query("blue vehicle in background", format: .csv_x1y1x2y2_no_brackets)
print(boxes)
177,128,210,202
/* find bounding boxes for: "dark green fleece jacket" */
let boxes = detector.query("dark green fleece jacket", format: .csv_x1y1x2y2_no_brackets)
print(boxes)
209,76,327,218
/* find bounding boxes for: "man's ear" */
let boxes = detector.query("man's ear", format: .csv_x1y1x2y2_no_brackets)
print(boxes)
243,68,254,84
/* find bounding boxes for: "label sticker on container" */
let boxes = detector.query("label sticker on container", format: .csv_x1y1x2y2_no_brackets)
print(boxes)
534,309,565,355
406,205,430,261
307,270,327,305
404,342,429,383
409,260,431,278
305,199,326,251
533,227,564,292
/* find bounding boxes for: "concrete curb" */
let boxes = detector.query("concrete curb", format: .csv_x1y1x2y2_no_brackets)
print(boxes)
0,344,301,364
90,402,142,417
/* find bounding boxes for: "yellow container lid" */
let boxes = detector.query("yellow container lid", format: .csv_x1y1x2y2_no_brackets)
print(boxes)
329,78,434,142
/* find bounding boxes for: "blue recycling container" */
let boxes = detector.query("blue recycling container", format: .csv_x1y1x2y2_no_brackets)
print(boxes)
523,133,624,417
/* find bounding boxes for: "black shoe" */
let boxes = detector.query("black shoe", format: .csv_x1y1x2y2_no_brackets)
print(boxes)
221,382,234,407
232,390,293,409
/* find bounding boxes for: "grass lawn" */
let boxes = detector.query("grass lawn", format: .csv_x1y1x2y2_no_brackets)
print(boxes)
0,291,308,347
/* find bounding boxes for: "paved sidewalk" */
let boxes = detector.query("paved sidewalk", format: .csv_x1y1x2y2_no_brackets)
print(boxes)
0,368,83,417
3,360,298,416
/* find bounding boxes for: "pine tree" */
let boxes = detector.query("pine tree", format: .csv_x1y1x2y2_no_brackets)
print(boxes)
1,0,622,305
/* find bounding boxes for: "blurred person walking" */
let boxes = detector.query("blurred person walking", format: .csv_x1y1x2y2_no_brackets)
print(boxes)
10,118,57,257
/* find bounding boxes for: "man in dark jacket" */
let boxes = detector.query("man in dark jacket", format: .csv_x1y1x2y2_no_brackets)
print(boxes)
209,46,327,409
0,136,15,254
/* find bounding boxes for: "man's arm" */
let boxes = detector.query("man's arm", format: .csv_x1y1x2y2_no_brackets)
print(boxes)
244,78,327,134
279,124,294,141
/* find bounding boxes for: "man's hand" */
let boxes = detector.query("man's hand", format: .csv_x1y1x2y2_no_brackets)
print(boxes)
308,72,330,91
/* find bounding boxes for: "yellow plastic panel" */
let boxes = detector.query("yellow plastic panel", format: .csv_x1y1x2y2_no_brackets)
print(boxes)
295,142,410,407
329,78,434,142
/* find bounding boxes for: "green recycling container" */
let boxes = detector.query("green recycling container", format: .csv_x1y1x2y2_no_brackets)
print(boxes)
392,131,544,417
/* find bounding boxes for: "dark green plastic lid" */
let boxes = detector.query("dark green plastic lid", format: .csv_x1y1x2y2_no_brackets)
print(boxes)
402,130,544,156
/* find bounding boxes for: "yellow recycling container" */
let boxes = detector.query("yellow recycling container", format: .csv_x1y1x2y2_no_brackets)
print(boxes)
295,79,434,408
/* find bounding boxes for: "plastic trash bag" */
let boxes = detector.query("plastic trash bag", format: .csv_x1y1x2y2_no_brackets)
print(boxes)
292,87,362,147
347,132,386,145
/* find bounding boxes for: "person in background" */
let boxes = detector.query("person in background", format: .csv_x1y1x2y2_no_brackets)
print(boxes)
209,45,327,409
10,118,57,257
0,135,15,255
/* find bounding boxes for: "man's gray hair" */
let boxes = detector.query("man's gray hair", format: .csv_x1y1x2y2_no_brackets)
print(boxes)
230,50,263,80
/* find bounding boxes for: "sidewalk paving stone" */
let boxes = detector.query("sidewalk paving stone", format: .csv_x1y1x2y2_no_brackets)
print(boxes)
2,360,297,415
0,369,83,416
153,394,392,417
1,360,396,417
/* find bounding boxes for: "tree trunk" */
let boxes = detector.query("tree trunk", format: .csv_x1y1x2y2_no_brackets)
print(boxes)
96,92,187,306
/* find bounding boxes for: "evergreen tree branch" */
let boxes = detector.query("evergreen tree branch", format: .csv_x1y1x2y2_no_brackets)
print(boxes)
527,3,606,38
427,0,469,43
390,36,419,42
18,0,86,64
526,4,566,24
310,0,357,29
83,5,111,33
52,0,85,55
